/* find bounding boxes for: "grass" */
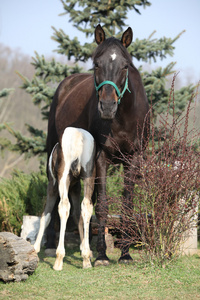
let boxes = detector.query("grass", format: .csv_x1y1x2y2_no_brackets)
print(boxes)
1,244,200,300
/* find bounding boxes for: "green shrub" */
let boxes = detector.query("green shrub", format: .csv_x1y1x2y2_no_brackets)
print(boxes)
26,172,47,216
0,169,47,235
106,164,124,198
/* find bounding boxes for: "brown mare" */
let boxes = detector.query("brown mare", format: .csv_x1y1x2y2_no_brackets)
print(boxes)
45,25,150,266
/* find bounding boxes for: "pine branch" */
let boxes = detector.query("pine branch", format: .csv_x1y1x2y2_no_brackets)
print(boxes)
130,31,185,62
16,71,55,119
17,54,84,120
60,0,151,37
141,64,196,120
32,52,83,82
52,26,184,63
51,27,96,61
0,88,14,98
52,0,152,61
1,123,46,158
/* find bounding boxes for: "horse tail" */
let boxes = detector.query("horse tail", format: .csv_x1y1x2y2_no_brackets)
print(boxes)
49,143,59,186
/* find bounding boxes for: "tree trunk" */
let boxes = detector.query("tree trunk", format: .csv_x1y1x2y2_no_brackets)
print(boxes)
0,232,39,282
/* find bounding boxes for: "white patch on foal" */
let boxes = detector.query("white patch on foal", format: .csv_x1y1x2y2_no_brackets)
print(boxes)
111,52,117,61
61,127,95,174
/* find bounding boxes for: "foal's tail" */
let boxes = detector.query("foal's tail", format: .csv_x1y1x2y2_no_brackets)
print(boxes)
49,142,59,185
71,157,81,177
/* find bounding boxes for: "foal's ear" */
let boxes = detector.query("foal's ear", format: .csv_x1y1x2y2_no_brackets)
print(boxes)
121,27,133,48
95,24,106,45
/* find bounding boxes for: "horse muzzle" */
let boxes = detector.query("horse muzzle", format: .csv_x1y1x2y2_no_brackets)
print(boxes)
98,99,118,120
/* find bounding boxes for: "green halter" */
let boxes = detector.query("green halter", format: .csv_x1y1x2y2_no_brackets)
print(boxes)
94,69,131,104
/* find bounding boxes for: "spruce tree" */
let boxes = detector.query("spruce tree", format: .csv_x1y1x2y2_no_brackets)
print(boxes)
1,0,196,162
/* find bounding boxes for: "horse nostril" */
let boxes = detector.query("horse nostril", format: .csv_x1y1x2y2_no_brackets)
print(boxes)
100,100,104,110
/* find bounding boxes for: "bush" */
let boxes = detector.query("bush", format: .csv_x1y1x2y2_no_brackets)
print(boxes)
0,169,47,235
108,79,200,266
106,164,124,198
26,171,47,216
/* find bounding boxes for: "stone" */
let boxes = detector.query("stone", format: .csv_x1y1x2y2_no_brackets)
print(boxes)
21,215,46,246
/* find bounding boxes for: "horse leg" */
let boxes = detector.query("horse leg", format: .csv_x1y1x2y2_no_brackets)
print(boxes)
81,176,94,268
119,165,134,263
53,177,70,271
94,158,109,267
70,181,84,252
34,179,58,253
45,199,59,254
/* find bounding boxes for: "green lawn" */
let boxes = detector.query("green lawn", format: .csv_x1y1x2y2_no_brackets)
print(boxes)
1,246,200,300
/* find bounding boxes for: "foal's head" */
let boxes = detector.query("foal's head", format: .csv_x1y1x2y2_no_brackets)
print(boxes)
93,24,133,120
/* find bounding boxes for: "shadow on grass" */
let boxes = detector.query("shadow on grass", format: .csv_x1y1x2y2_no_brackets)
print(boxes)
37,247,83,269
37,244,123,270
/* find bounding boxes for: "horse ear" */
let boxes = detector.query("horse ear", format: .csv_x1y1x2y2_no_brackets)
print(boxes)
121,27,133,48
95,24,106,45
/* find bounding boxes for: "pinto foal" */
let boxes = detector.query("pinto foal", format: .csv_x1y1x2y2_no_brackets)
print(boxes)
34,127,96,270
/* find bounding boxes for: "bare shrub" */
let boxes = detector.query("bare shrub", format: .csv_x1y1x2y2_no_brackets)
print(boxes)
107,77,200,266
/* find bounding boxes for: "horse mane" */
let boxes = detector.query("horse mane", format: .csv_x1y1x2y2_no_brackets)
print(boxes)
92,37,133,64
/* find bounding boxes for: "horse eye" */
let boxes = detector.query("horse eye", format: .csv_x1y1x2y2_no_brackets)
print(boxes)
94,63,99,69
124,65,128,70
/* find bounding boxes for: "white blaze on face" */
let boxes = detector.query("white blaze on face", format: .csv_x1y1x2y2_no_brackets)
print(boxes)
111,52,117,61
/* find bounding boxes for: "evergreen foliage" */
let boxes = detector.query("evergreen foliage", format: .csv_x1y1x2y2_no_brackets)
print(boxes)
0,169,47,235
55,0,151,41
1,123,46,157
0,88,14,98
141,65,195,118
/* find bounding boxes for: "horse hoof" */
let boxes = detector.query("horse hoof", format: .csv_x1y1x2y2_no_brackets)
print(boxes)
53,257,63,271
83,260,92,269
44,248,56,257
53,262,63,271
33,244,40,254
94,256,110,267
118,254,133,264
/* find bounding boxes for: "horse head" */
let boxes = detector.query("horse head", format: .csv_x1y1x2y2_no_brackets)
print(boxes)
93,24,133,120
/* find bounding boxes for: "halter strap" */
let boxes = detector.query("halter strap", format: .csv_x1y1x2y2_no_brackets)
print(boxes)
94,69,131,104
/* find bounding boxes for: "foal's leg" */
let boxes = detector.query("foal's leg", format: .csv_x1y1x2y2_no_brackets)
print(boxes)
70,181,84,251
81,177,94,269
34,179,58,253
45,198,59,253
53,176,71,271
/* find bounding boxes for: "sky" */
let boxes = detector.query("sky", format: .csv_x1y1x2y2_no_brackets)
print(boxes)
0,0,200,85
